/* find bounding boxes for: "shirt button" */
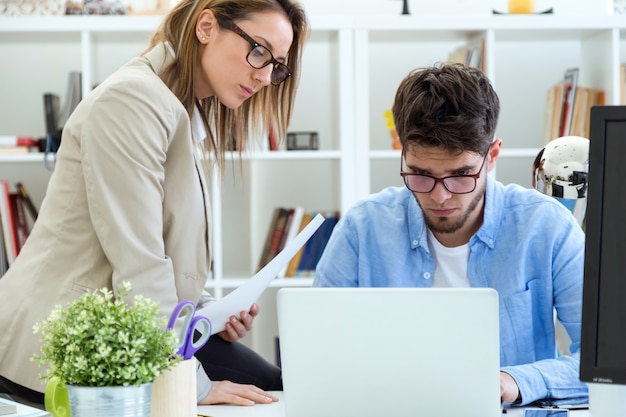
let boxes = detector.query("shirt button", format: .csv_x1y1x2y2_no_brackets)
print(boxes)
423,272,431,279
412,240,418,246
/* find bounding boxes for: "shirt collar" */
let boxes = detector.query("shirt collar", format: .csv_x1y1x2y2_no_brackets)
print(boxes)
191,106,206,144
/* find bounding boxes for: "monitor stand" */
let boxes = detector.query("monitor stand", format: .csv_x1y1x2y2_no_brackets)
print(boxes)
589,383,626,417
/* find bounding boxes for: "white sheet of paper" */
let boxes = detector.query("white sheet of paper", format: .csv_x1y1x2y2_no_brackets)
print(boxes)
197,213,325,335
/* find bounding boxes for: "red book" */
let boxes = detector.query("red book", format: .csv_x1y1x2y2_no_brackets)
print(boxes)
0,180,18,265
9,193,29,255
257,207,290,271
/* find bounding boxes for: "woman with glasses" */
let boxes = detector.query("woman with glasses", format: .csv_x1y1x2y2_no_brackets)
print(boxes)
313,63,588,407
0,0,308,408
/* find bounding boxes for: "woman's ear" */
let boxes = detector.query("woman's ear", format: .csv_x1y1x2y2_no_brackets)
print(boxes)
196,9,217,43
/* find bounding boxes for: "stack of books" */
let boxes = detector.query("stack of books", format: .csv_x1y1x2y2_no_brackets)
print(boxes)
542,67,606,143
0,181,38,276
257,207,340,278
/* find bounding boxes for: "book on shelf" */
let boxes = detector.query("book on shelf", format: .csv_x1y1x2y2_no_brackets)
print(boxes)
0,147,37,155
543,72,604,142
569,85,589,138
0,180,18,267
278,206,304,278
293,210,339,277
569,85,604,139
619,62,626,105
257,208,281,271
582,88,605,138
446,36,485,73
257,207,291,272
0,217,7,276
15,182,38,222
560,67,580,137
275,207,296,258
258,208,341,278
542,87,556,145
0,136,37,148
552,82,566,140
0,137,39,154
0,181,34,269
284,211,313,278
9,192,29,255
541,84,558,144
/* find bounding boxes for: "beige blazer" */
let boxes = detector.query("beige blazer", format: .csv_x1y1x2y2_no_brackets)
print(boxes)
0,45,212,392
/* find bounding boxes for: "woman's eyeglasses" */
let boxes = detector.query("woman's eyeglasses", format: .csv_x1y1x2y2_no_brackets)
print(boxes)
400,152,489,194
218,18,291,86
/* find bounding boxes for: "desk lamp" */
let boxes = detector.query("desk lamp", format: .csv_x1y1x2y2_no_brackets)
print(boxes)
532,135,589,228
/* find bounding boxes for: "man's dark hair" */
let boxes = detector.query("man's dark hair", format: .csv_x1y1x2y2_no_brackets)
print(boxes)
392,62,500,156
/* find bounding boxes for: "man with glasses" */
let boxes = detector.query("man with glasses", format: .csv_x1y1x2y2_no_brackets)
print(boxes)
313,63,588,407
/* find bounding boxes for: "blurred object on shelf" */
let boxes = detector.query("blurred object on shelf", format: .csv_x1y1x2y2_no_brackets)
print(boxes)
401,0,409,15
383,109,401,150
287,132,318,151
66,0,127,14
0,0,65,15
123,0,168,14
508,0,535,13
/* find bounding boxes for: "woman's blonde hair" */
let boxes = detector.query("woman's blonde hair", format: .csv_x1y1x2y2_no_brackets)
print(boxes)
148,0,309,168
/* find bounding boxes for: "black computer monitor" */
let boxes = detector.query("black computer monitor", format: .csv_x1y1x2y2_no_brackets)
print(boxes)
580,105,626,415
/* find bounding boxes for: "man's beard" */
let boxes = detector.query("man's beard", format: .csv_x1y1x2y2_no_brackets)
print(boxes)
418,183,486,234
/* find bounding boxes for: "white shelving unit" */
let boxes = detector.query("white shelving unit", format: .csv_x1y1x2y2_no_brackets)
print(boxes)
1,13,624,362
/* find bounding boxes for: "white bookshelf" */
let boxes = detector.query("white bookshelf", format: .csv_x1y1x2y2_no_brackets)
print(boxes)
0,13,625,362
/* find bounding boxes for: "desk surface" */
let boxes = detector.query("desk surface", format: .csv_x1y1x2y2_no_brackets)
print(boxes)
197,393,590,417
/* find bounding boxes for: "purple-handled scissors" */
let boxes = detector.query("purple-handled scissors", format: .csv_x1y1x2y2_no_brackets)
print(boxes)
167,300,212,360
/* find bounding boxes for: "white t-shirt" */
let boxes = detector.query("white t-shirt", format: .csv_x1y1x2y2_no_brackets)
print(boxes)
427,229,471,288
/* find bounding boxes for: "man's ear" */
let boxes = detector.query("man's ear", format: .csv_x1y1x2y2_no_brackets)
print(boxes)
486,138,502,172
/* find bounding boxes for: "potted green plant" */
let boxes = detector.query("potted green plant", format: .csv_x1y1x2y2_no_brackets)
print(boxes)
32,282,181,417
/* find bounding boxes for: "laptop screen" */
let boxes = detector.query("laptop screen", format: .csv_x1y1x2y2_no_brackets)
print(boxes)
277,287,502,417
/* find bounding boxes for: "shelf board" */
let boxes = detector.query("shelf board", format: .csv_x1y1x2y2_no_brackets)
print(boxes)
0,14,353,33
2,14,624,34
220,150,342,161
0,153,49,163
369,149,400,159
369,148,540,159
354,14,626,31
500,148,541,158
0,15,164,32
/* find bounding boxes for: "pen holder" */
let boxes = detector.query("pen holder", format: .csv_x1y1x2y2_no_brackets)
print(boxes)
150,358,197,417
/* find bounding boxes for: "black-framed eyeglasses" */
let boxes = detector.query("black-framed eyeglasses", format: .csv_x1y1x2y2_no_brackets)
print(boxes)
400,152,489,194
217,18,292,86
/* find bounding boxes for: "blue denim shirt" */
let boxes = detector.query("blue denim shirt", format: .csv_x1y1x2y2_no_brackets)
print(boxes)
313,176,588,405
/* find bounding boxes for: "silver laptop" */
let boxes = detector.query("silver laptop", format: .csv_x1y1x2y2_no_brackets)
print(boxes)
276,287,501,417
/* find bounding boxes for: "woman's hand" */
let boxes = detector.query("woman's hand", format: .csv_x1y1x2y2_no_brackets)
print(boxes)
218,303,259,342
199,380,278,406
